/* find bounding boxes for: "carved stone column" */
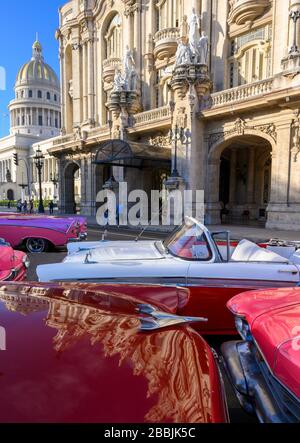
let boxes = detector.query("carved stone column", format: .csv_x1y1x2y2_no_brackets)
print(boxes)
247,147,255,204
229,149,237,205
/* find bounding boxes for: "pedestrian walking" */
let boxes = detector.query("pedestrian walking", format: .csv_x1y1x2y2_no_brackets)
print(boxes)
29,199,34,214
23,200,28,213
49,200,54,215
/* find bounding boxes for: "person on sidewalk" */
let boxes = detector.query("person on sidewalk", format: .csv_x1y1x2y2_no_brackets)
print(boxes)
49,200,54,215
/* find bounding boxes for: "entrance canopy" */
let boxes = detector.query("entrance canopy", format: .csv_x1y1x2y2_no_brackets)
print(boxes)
94,139,171,169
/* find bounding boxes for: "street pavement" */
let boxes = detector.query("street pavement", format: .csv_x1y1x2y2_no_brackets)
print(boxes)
25,226,257,423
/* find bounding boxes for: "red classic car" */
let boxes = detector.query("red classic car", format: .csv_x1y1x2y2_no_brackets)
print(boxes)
221,287,300,423
0,216,84,253
0,282,228,423
0,239,29,281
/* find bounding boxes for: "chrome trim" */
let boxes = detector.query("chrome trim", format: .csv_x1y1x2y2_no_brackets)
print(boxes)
138,303,207,331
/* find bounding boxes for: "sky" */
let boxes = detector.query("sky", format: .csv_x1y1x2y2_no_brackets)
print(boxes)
0,0,63,137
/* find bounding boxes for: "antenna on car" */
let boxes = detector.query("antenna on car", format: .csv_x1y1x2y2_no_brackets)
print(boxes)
135,204,163,242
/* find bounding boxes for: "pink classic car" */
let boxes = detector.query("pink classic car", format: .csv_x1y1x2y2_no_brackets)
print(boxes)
222,287,300,423
0,213,87,241
0,216,84,253
0,239,29,281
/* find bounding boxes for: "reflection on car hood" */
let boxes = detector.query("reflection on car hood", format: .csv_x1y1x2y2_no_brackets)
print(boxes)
64,241,164,263
0,282,225,423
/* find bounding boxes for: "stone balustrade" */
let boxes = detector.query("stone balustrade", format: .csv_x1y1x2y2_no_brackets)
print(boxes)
202,78,274,109
153,27,179,61
133,105,171,126
228,0,270,25
102,57,122,89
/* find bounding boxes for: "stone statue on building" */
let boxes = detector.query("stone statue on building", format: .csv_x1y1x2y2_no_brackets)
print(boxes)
175,41,192,66
179,15,188,43
113,69,126,92
68,79,74,99
188,8,201,58
124,45,135,72
198,32,209,65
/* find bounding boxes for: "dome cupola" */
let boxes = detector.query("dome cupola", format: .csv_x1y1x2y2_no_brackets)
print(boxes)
9,38,61,138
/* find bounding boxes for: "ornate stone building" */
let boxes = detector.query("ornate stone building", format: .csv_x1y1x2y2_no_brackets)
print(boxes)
0,40,61,202
41,0,300,229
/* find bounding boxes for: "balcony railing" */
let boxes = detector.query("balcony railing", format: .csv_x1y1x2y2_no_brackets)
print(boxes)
133,106,171,126
202,78,274,110
228,0,270,25
153,27,179,61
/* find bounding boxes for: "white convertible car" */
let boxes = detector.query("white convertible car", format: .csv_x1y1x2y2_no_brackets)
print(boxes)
37,217,300,334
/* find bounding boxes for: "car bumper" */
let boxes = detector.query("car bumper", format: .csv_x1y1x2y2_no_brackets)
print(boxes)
221,340,300,423
68,232,88,242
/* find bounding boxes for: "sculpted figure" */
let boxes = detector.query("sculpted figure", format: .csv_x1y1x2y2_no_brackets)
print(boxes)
113,69,126,92
179,15,188,42
175,41,192,66
199,32,209,64
188,8,201,57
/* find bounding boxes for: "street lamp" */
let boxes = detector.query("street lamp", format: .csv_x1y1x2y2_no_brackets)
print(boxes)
34,147,45,213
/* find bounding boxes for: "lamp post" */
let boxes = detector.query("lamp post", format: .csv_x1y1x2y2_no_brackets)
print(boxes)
103,117,117,189
34,147,45,213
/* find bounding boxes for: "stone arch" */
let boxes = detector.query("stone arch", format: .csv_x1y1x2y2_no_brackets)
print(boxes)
206,129,276,225
63,160,81,214
7,189,14,201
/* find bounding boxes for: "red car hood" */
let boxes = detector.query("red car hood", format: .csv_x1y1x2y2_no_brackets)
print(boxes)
228,287,300,399
0,282,226,423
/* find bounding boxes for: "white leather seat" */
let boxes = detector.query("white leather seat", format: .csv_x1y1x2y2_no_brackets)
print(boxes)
231,239,289,263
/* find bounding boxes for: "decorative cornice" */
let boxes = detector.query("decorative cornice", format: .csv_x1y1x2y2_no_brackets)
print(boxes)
209,118,277,148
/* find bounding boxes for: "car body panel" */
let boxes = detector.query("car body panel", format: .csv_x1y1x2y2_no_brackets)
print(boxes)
0,216,79,248
0,245,27,281
0,282,228,423
227,287,300,401
37,218,300,334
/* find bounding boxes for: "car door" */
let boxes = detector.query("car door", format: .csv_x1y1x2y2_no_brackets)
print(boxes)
183,260,300,335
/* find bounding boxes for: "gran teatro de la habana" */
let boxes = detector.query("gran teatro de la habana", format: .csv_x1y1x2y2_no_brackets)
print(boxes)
32,0,300,230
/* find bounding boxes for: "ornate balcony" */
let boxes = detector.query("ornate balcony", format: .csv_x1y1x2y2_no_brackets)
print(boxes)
153,28,180,61
202,78,274,110
228,0,270,25
102,57,122,89
133,105,171,127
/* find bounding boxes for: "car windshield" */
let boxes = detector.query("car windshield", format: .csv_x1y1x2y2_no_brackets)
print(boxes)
164,220,212,261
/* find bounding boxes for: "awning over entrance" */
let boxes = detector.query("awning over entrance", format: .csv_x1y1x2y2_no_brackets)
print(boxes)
94,139,171,169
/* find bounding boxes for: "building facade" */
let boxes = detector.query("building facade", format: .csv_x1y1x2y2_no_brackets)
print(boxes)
0,40,61,203
41,0,300,229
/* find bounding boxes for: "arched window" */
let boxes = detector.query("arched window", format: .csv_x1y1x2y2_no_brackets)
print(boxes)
29,90,33,98
54,94,57,101
38,90,42,99
228,26,272,87
105,14,122,59
47,92,51,100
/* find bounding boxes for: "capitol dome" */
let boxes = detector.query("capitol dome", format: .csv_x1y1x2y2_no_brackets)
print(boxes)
16,41,59,88
9,39,61,138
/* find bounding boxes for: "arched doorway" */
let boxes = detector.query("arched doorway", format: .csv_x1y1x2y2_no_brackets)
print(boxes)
64,162,81,214
207,134,273,226
7,189,14,201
